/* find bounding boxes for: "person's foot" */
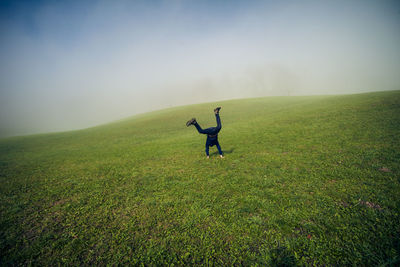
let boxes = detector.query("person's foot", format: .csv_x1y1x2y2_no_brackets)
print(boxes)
186,118,196,127
220,155,224,158
207,156,210,159
214,107,221,114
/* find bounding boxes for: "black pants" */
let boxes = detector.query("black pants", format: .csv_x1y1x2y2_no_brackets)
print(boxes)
194,114,223,156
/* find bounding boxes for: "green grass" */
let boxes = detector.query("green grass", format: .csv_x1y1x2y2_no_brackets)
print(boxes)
1,91,400,266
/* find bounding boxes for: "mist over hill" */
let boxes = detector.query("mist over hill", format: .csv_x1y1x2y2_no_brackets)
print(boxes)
1,0,400,137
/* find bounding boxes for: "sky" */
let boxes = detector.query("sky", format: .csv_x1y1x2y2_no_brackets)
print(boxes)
1,0,400,137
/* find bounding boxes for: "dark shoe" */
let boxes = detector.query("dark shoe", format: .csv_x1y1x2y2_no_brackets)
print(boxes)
214,107,221,114
186,118,196,127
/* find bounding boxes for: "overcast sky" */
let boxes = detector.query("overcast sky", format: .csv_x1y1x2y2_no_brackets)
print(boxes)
1,0,399,137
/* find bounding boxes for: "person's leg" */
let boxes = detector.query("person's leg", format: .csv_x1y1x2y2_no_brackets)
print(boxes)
215,113,221,132
194,122,217,135
194,123,207,134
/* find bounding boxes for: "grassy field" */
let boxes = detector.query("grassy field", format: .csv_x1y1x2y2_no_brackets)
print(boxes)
1,91,399,266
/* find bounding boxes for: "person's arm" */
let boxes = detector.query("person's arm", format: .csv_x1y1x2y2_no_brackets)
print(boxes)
216,142,223,156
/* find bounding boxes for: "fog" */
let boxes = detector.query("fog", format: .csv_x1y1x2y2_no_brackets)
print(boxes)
1,0,399,137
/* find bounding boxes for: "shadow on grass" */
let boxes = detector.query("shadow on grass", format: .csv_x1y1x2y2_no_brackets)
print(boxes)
209,147,235,156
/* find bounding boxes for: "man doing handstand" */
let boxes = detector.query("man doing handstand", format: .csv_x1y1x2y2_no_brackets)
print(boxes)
186,107,224,159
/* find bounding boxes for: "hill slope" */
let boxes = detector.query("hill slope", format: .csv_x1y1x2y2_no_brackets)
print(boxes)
1,91,400,265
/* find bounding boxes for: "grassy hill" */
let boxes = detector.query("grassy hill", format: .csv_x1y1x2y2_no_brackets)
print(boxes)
1,91,399,266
